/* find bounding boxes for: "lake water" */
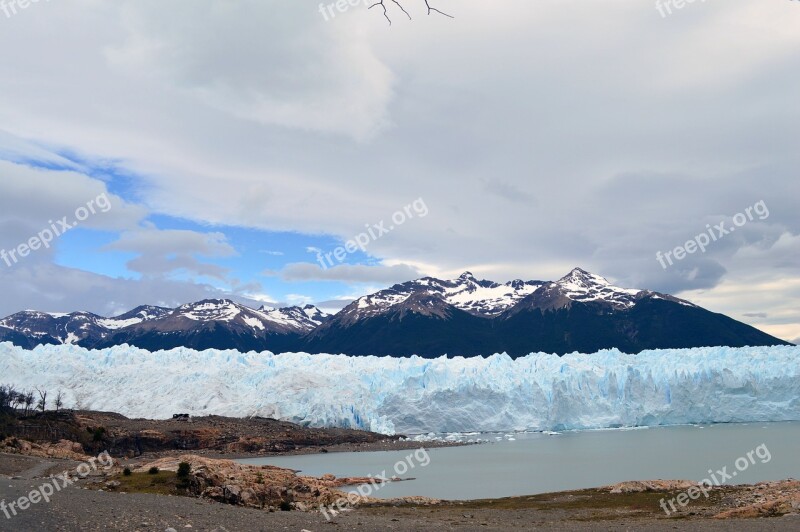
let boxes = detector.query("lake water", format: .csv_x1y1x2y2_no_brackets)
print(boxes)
238,422,800,500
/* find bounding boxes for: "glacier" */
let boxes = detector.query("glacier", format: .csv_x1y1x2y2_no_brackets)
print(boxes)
1,342,798,435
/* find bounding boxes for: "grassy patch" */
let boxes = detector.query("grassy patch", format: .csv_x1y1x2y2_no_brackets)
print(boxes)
367,487,730,523
108,471,191,496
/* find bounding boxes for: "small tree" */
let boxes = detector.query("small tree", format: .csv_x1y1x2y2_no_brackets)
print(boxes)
54,390,64,412
177,462,191,478
10,390,23,411
23,391,34,416
36,388,47,412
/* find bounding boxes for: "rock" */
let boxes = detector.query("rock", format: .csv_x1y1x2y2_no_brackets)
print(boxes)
606,480,700,494
136,453,424,511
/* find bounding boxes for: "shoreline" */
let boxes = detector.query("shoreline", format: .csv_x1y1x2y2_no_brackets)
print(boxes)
130,437,469,461
1,453,798,530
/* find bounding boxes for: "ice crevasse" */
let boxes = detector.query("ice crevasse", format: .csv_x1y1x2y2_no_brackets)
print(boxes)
1,342,798,435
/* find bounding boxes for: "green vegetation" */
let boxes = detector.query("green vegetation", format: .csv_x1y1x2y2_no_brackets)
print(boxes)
91,426,106,442
108,470,187,496
177,462,191,478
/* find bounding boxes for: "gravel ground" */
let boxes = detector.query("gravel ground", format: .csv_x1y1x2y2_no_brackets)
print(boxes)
1,454,798,531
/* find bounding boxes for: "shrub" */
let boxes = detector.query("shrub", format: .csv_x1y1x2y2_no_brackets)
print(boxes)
279,500,292,512
147,466,159,475
177,462,191,478
122,467,132,476
92,427,106,442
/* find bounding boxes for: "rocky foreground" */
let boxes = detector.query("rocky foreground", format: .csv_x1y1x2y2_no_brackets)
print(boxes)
2,410,800,530
3,440,800,531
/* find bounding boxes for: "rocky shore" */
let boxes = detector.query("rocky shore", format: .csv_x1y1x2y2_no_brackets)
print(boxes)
2,446,800,530
2,409,799,530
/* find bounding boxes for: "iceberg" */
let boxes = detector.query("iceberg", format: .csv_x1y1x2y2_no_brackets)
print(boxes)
1,342,798,435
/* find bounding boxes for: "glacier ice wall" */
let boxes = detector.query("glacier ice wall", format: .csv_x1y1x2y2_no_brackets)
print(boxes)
1,342,799,435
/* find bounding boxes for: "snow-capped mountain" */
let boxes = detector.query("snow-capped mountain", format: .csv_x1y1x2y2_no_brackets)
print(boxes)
0,300,329,352
92,299,330,352
334,271,544,326
0,268,789,356
0,305,171,348
305,268,787,357
165,299,323,335
505,267,695,315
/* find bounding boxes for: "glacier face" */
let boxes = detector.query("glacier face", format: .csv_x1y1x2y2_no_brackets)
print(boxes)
1,342,798,435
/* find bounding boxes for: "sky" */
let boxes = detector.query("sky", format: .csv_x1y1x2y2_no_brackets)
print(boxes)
0,0,797,343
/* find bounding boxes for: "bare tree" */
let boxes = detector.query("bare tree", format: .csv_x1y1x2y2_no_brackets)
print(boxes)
9,388,22,411
55,390,64,412
369,0,453,25
36,388,48,412
0,385,10,411
23,391,34,416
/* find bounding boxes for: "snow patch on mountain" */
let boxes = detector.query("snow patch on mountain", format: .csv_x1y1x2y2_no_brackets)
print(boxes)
179,300,242,322
3,343,798,435
344,272,545,320
551,268,642,309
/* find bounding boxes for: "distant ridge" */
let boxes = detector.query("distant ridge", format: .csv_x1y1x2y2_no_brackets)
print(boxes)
0,268,790,357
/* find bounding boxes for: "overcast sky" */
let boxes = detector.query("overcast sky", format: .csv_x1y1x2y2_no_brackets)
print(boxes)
0,0,797,343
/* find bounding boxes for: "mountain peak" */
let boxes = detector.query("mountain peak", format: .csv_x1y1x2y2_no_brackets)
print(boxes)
458,271,476,280
558,267,608,284
547,268,641,309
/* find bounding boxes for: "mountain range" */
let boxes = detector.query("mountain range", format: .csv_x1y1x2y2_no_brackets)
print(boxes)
0,268,790,357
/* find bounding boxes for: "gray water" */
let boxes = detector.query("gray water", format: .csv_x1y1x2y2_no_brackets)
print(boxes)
238,422,800,500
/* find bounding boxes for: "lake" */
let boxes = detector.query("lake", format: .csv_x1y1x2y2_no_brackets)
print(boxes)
238,422,800,500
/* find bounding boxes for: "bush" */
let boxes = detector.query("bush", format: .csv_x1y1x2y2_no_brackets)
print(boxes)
147,466,159,475
92,427,106,442
177,462,191,478
279,500,292,512
122,467,132,476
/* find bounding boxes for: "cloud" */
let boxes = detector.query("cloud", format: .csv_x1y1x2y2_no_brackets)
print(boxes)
0,0,797,339
481,179,535,204
0,263,265,317
0,160,146,233
313,297,356,315
284,293,314,306
104,228,236,280
271,263,422,284
104,0,393,140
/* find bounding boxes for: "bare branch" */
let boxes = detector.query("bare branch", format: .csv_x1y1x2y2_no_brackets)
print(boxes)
424,0,454,19
370,0,453,25
368,1,392,25
391,0,412,21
